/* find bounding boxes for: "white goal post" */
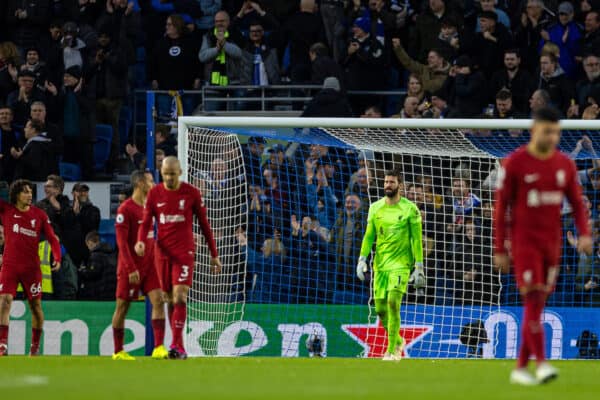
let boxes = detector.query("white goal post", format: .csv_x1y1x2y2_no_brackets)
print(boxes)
178,116,599,359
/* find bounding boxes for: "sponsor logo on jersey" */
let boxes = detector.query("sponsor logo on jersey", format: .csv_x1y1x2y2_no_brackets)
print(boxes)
168,46,181,57
526,189,563,207
116,214,125,224
524,173,539,183
12,223,37,237
159,213,185,224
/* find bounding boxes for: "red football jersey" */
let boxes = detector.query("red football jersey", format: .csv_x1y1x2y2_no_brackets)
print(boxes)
115,198,154,274
0,200,61,268
494,146,590,254
138,182,217,265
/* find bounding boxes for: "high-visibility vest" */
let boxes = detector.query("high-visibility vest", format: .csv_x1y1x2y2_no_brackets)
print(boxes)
17,241,54,294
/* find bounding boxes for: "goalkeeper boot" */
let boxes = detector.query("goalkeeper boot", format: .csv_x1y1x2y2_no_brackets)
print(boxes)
536,362,558,384
112,350,136,361
168,346,188,360
382,352,402,361
151,344,169,360
0,343,7,356
509,369,538,386
393,339,405,359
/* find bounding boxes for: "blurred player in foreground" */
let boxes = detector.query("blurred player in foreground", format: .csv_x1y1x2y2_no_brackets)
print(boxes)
357,168,425,361
0,180,61,356
112,170,167,360
136,156,222,359
494,107,593,385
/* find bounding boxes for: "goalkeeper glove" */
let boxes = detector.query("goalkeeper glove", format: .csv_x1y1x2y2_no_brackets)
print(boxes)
409,262,426,289
356,256,368,281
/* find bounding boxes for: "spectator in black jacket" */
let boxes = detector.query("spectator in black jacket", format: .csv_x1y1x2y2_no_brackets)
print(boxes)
89,25,129,168
451,55,486,117
489,49,535,114
20,47,48,88
344,16,387,113
7,69,47,126
0,105,21,181
514,0,554,72
150,14,202,91
155,124,177,156
283,0,326,82
537,52,576,113
301,77,353,117
492,89,526,119
6,0,50,51
471,11,513,78
309,42,345,92
63,182,101,268
581,10,600,57
36,174,71,236
79,231,117,300
576,54,600,109
30,100,63,161
59,65,95,179
95,0,141,65
11,118,57,181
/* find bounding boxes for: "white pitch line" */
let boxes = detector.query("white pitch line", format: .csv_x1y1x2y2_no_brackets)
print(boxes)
0,375,49,387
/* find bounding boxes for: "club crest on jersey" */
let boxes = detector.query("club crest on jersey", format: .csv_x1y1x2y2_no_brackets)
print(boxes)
556,169,566,187
179,199,185,210
31,219,36,228
159,213,166,224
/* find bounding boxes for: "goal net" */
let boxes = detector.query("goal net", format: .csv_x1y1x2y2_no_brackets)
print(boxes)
179,117,599,359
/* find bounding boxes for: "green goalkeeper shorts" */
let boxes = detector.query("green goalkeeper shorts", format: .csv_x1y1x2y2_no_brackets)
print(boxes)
373,269,410,300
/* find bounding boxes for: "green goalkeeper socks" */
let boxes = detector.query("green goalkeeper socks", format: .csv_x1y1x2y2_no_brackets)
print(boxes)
386,290,403,354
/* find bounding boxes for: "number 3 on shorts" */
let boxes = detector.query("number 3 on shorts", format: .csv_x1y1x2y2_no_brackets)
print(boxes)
179,265,189,280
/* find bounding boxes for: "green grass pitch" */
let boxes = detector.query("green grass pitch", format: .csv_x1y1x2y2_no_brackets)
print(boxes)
1,357,599,399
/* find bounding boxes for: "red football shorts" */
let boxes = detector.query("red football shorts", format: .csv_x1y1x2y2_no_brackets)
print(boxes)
0,263,42,300
115,265,161,301
154,247,194,292
512,241,561,294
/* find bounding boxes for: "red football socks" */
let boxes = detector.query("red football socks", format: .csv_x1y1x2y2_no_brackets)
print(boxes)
0,324,8,346
171,303,187,350
113,328,125,353
517,291,546,368
151,319,165,347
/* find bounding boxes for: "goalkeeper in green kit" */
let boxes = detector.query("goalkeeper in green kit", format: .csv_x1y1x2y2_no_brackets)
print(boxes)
357,168,425,361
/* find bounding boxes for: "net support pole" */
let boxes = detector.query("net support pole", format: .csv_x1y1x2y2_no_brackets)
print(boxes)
144,90,156,356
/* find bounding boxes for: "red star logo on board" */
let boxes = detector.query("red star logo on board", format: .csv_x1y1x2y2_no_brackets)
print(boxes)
342,320,433,358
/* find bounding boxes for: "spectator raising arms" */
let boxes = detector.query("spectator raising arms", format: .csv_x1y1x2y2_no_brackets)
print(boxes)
392,37,449,94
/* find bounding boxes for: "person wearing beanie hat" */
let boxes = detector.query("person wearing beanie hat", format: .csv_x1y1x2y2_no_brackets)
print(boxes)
301,76,353,117
539,1,582,79
473,4,514,78
346,14,386,113
6,67,47,127
64,65,82,81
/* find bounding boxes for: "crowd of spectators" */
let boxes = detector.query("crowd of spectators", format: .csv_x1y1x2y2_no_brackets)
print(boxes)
2,0,600,181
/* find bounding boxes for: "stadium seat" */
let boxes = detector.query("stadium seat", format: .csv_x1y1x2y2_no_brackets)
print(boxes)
99,218,116,248
96,124,113,143
94,136,112,172
59,162,82,181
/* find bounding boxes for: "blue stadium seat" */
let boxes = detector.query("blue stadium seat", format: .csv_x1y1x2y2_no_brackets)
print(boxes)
99,218,116,247
94,136,112,171
96,124,113,142
59,162,82,181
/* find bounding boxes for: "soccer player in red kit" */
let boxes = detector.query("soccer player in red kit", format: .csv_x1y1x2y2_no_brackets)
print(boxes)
0,180,61,356
136,156,222,359
112,170,168,360
494,107,593,385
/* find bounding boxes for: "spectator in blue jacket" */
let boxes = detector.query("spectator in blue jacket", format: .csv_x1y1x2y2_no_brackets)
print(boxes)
306,163,337,230
539,2,582,79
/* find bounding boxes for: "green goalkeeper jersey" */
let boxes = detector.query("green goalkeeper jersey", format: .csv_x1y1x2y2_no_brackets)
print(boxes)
359,197,423,272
